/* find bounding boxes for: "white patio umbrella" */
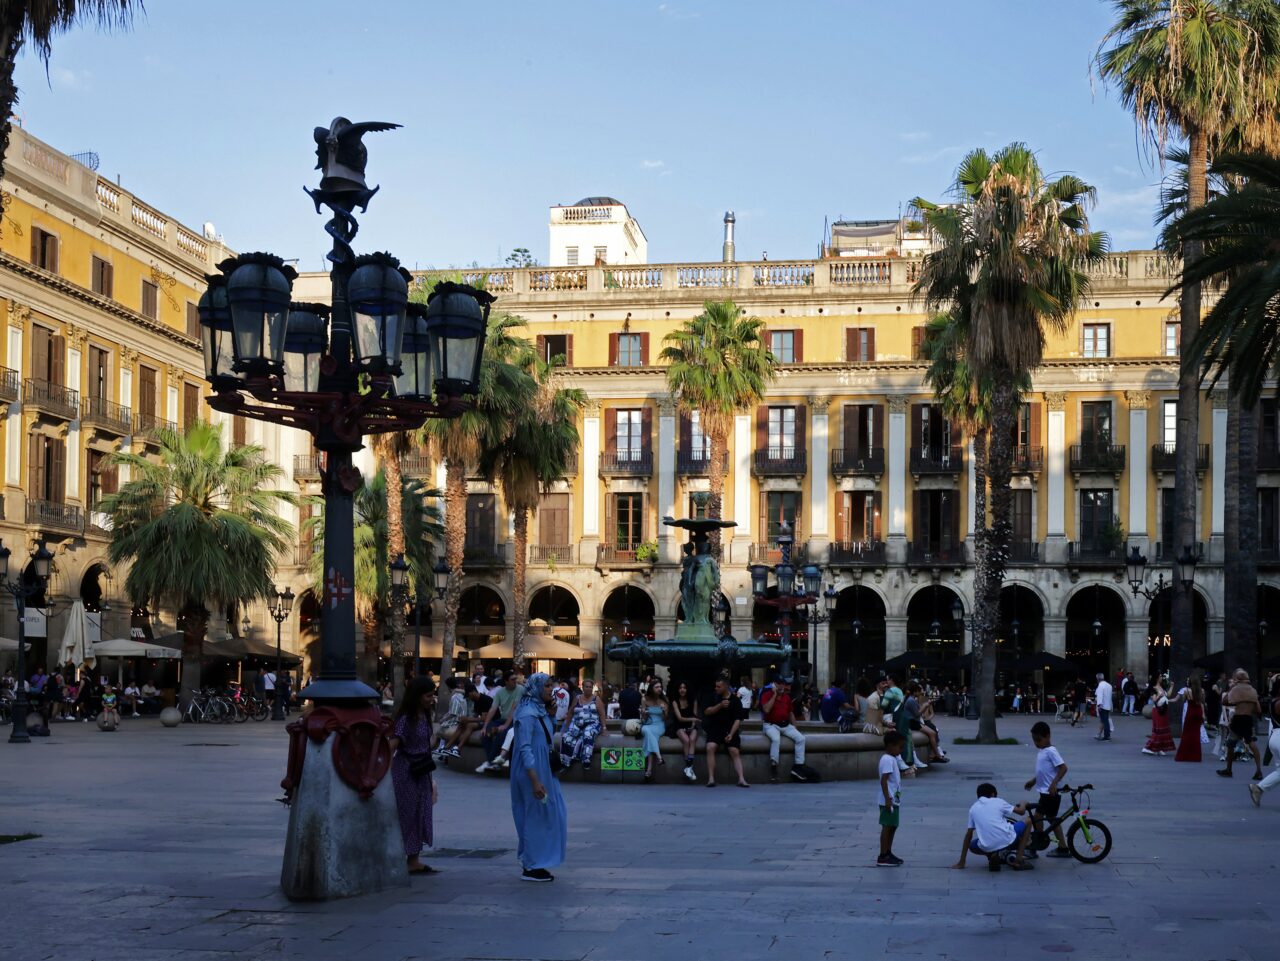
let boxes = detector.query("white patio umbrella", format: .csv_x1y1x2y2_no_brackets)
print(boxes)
58,600,93,669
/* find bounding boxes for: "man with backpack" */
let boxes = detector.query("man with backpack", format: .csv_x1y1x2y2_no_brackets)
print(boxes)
760,677,807,783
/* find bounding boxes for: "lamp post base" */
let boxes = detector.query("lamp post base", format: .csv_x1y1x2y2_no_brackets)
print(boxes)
280,704,407,901
8,699,30,743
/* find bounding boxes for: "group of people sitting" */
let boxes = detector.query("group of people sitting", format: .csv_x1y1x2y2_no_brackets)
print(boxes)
1,666,161,729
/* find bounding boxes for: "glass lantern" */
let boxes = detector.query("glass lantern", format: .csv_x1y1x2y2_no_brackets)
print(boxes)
223,252,296,377
424,281,494,397
348,252,411,376
394,303,432,400
282,304,329,394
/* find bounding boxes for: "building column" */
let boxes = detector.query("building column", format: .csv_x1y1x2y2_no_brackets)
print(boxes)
732,413,751,565
1211,390,1228,561
886,396,908,563
1206,615,1225,655
1124,616,1149,677
581,402,601,563
1126,391,1150,552
885,615,908,658
657,399,678,564
1045,392,1068,564
66,332,83,500
4,322,21,486
809,399,830,560
813,620,831,686
1042,616,1067,657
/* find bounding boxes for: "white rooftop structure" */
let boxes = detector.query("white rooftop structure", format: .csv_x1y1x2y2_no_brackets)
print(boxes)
548,197,647,267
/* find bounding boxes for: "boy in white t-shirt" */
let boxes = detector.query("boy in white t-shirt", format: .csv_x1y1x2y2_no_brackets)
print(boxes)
876,731,906,867
953,783,1034,872
1024,721,1072,857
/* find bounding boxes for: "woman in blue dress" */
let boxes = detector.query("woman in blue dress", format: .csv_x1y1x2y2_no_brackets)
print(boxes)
641,678,669,782
510,673,568,882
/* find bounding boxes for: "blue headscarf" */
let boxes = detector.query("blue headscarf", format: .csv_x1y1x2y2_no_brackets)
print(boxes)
516,672,551,720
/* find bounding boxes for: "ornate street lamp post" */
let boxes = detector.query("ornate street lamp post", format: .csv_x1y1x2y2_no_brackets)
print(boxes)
747,523,817,681
1126,545,1197,681
268,586,295,720
0,540,53,743
221,119,490,902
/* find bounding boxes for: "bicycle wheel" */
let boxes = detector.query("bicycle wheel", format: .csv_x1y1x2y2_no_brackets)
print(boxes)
1066,817,1112,863
233,701,249,723
252,699,269,721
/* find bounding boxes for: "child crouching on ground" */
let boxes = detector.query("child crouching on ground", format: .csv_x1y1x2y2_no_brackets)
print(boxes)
953,782,1034,872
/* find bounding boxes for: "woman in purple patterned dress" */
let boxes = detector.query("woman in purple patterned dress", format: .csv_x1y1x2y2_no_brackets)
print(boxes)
389,676,439,875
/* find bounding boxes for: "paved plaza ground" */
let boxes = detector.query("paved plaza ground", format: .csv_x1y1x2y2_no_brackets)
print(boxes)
1,711,1276,961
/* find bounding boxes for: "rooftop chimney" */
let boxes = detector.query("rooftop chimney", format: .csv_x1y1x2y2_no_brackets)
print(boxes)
722,211,736,263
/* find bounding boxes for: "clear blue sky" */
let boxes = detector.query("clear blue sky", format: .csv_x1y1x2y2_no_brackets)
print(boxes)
13,0,1163,270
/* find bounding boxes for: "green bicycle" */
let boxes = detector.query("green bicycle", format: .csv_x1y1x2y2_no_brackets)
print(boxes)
1028,783,1112,864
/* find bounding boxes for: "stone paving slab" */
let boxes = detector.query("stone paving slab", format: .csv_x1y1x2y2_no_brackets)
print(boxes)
1,712,1276,960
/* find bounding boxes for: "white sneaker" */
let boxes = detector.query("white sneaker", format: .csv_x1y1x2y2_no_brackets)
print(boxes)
495,756,509,769
1249,783,1263,807
898,758,910,772
913,760,929,770
446,747,461,758
475,761,492,774
1141,748,1156,755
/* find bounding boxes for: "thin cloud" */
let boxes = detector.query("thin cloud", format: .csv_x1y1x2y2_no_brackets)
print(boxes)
899,131,930,142
658,3,700,19
641,159,666,169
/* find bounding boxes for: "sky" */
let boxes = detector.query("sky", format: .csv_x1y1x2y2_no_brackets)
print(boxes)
12,0,1167,271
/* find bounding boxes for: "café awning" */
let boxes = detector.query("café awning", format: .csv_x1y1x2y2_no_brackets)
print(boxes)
470,636,596,661
92,638,182,659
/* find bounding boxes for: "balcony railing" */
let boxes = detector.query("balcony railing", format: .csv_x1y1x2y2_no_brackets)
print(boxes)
293,454,323,480
676,451,729,475
1007,540,1041,565
0,366,17,403
295,542,317,567
910,446,963,475
24,378,78,420
600,450,653,476
907,541,967,567
26,498,83,534
1011,445,1044,475
1259,443,1280,471
828,540,886,566
1150,443,1209,473
81,395,132,435
87,506,113,536
463,544,505,568
597,542,655,567
748,540,810,565
831,447,885,476
399,453,433,477
529,544,572,565
1067,541,1124,566
134,411,176,440
1153,541,1206,563
752,447,807,476
1070,444,1126,474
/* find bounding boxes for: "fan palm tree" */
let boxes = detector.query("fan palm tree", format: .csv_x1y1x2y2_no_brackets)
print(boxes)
479,358,586,669
418,298,536,685
99,421,294,705
1096,0,1280,689
305,470,442,683
660,300,779,556
0,2,141,229
372,431,411,694
915,143,1105,742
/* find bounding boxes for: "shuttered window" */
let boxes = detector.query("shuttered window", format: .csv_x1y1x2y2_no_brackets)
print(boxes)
91,256,114,298
465,494,496,550
141,280,159,320
31,227,59,272
183,383,200,429
846,327,875,363
538,493,570,547
28,435,66,503
138,366,157,416
88,346,109,400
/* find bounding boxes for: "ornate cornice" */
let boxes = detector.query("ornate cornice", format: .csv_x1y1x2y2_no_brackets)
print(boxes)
582,398,601,415
657,396,677,416
886,395,910,414
811,396,831,413
64,322,90,350
1123,390,1151,410
1209,389,1230,409
166,365,186,385
1044,391,1068,411
6,299,30,331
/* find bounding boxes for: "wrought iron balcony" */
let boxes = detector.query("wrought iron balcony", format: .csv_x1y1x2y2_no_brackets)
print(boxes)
134,411,176,442
0,366,17,403
752,447,807,476
828,540,886,566
748,540,810,565
1007,540,1041,565
831,447,885,477
1069,444,1126,474
26,498,83,534
600,450,653,476
596,542,656,568
677,451,729,475
81,395,132,435
910,446,962,475
293,453,323,480
24,378,78,420
1150,442,1209,473
529,544,572,565
463,543,506,568
87,505,113,536
1152,541,1205,563
906,541,967,567
1011,445,1044,476
399,453,433,477
1067,541,1124,566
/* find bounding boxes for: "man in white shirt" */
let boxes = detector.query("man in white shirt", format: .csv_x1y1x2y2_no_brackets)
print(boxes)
737,675,754,711
1093,673,1113,741
122,682,142,718
953,783,1034,872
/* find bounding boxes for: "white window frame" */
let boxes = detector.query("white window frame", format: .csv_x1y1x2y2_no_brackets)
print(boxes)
1163,399,1177,449
565,246,579,266
617,409,643,460
690,410,710,459
768,407,796,455
1163,322,1178,358
617,333,643,367
1082,323,1111,359
770,330,795,364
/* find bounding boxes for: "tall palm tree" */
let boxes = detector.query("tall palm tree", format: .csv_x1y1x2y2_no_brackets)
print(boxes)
305,470,442,682
479,358,586,669
419,304,536,685
100,421,294,705
372,431,411,694
1,2,141,229
915,144,1105,742
1096,0,1280,688
660,300,779,556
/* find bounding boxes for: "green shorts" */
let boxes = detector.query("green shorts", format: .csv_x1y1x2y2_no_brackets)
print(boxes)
878,804,900,828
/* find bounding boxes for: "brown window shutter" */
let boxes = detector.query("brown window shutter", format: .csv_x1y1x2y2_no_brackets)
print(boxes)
608,332,619,366
30,230,39,266
32,325,50,380
949,490,961,550
842,404,858,452
792,329,803,364
1030,402,1042,449
867,327,876,362
51,439,66,503
756,406,767,453
51,334,66,386
845,328,856,363
48,234,59,274
912,326,925,359
795,404,806,453
872,404,884,451
641,406,653,453
759,492,768,541
950,418,963,449
639,331,650,367
232,415,246,446
641,492,649,541
565,334,574,367
914,491,927,547
536,334,546,360
103,465,119,495
911,404,923,451
679,411,692,456
604,408,617,456
872,491,883,541
105,262,114,297
28,436,42,500
605,492,615,546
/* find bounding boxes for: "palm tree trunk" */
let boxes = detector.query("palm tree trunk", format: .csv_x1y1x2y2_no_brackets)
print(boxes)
975,380,1016,743
1225,390,1259,681
361,609,381,684
972,427,988,548
512,507,529,671
177,602,207,710
707,426,727,558
383,443,407,696
0,20,22,234
1170,125,1207,689
438,459,467,688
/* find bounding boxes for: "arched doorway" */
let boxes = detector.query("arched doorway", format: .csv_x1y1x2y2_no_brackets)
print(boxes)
1259,585,1280,670
832,585,886,685
905,584,964,657
529,584,580,640
458,585,505,651
999,585,1044,660
1065,584,1127,679
602,584,656,683
1146,588,1208,680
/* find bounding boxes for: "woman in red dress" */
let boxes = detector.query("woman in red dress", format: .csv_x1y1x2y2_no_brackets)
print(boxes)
1143,683,1176,756
1175,675,1205,762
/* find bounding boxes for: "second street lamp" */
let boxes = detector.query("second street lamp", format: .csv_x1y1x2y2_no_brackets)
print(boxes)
268,586,295,720
0,540,53,744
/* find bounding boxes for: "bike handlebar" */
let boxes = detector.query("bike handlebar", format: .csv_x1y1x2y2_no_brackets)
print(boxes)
1058,783,1093,793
